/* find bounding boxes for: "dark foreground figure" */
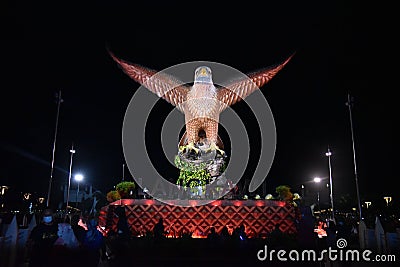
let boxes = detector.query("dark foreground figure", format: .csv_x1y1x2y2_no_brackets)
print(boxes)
101,231,399,267
103,235,320,267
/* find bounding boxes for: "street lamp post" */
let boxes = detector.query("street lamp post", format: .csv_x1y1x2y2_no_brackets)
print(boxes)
346,93,362,221
46,90,63,207
66,144,75,211
122,163,125,181
326,147,335,220
74,174,84,208
314,177,321,209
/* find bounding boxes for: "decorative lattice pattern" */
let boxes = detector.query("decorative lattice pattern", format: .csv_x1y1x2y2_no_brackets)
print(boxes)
99,199,299,238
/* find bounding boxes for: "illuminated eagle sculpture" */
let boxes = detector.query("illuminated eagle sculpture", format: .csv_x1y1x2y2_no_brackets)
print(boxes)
110,51,293,155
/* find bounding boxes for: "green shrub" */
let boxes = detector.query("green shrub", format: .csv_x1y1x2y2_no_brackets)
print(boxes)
116,181,136,199
106,190,121,202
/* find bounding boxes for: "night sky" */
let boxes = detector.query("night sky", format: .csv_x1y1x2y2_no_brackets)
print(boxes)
1,1,395,205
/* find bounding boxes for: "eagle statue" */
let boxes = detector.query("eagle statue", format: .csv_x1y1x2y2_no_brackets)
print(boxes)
109,51,294,155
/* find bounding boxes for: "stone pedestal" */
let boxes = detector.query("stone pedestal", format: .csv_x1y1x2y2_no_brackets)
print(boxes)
175,141,228,199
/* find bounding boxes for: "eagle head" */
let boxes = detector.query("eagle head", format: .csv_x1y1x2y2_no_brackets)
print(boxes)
194,66,213,84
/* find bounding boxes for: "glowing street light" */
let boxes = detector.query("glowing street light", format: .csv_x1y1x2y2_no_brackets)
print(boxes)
314,177,321,183
74,174,84,208
75,174,84,181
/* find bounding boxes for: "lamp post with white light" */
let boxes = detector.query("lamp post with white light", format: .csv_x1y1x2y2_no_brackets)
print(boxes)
66,144,75,211
314,177,321,209
326,147,335,220
74,174,84,208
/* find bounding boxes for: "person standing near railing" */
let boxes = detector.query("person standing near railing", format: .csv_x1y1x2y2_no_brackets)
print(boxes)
25,208,59,267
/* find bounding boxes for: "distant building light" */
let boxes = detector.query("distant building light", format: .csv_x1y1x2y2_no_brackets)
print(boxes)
383,196,392,205
0,186,9,196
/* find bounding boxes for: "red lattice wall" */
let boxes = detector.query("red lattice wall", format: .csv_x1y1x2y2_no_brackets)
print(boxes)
99,199,299,238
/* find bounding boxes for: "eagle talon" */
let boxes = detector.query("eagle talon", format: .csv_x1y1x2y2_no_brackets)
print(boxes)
179,142,200,154
205,142,225,155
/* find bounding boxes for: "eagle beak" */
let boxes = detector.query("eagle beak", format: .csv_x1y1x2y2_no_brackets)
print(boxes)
200,68,207,76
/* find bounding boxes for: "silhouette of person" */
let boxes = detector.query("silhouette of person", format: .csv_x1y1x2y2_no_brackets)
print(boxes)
236,224,247,240
220,225,230,241
70,214,86,245
153,217,165,239
81,217,104,267
26,208,59,267
297,206,317,249
207,226,219,240
269,223,284,247
114,206,130,240
326,219,337,247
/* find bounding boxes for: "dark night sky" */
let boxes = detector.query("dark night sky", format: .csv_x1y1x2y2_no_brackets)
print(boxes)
1,1,396,205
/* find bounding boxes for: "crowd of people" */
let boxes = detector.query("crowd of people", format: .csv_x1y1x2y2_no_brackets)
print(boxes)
20,205,368,267
25,208,105,267
23,207,253,266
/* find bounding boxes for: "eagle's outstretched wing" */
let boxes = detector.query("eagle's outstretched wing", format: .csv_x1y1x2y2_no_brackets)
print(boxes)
109,51,190,111
217,53,294,112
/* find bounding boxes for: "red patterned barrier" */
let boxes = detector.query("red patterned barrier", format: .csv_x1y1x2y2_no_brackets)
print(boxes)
99,199,299,238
